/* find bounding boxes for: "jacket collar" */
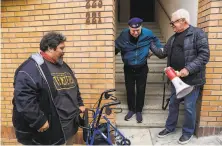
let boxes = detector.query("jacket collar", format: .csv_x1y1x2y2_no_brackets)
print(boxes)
186,25,194,36
31,52,44,66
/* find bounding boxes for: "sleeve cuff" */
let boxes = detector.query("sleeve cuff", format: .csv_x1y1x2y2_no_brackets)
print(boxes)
185,66,193,75
79,102,84,106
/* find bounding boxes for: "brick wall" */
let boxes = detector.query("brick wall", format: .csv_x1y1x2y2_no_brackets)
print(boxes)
1,0,115,144
196,0,222,137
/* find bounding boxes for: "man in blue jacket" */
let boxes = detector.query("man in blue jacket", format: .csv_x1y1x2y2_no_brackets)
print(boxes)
115,17,162,123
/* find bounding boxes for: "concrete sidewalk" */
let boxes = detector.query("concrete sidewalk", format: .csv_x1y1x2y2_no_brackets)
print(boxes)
119,128,222,145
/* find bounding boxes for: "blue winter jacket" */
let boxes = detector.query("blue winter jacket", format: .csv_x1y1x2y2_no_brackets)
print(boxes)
115,28,162,66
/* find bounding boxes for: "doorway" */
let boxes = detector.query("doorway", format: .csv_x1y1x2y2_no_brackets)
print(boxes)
130,0,155,22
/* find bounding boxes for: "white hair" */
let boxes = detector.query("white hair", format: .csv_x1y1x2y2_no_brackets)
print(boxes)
172,9,190,24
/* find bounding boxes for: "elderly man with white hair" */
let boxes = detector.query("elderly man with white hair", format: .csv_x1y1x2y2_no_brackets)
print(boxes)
150,9,210,144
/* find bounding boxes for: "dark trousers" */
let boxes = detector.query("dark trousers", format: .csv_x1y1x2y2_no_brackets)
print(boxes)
165,84,200,136
123,64,148,112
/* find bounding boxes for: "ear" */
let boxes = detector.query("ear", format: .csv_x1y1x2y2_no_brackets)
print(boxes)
181,18,186,23
48,47,54,52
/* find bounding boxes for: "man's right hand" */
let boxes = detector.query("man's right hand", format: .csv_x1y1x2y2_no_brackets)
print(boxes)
38,120,49,132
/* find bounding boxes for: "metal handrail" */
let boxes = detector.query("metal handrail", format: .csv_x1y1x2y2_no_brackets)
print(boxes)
156,0,171,110
156,0,171,21
162,72,170,110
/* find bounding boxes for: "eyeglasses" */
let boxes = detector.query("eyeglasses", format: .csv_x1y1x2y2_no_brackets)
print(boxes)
169,18,184,27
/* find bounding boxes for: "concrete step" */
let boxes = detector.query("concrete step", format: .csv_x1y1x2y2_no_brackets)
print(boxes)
115,63,167,73
116,98,184,111
116,110,184,128
115,72,167,83
115,83,171,96
115,94,170,101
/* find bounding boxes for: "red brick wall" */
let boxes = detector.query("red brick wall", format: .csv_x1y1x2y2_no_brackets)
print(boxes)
196,0,222,137
1,0,116,144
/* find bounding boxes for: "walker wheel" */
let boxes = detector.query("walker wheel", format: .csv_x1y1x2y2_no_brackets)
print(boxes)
121,139,131,145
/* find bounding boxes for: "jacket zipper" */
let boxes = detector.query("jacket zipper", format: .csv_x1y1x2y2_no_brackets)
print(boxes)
135,43,138,65
36,64,66,142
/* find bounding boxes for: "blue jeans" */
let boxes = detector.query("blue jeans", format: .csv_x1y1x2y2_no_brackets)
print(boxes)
165,84,200,136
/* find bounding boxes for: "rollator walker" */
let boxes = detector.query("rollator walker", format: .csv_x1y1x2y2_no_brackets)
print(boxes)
80,89,131,145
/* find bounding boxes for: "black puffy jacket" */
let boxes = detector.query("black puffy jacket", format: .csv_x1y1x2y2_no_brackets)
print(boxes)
12,53,84,145
150,25,210,86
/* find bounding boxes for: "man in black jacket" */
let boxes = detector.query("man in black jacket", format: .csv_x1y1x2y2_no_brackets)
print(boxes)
12,31,85,145
150,9,210,144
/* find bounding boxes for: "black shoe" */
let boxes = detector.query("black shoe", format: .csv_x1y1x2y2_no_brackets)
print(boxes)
178,135,193,144
157,129,174,138
124,111,135,121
